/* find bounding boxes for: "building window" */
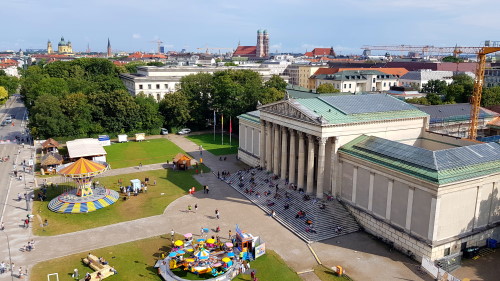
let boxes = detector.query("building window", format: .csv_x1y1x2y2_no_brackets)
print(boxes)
344,84,347,89
373,78,375,83
148,84,152,89
156,84,160,89
444,247,450,256
139,84,143,90
157,93,161,101
349,84,352,89
383,82,386,87
165,84,168,89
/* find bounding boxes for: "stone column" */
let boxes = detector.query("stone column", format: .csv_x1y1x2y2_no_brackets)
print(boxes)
315,137,328,199
330,137,340,196
259,121,266,167
280,127,288,179
273,124,280,175
306,134,315,195
288,129,296,184
265,122,272,171
297,132,305,189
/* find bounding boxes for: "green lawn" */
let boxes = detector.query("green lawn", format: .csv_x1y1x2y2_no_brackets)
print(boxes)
104,138,185,169
30,235,172,281
186,134,238,156
32,166,208,236
31,234,299,281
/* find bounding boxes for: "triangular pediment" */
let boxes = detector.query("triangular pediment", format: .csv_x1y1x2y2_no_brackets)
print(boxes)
259,100,323,124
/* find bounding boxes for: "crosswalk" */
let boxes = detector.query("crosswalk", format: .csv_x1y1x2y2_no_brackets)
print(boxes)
224,168,360,243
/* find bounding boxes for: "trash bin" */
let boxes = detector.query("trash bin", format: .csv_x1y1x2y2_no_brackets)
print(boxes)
487,238,497,249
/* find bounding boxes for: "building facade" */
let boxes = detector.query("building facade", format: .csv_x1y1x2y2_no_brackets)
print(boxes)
314,70,399,93
119,66,276,101
237,94,500,261
233,30,269,59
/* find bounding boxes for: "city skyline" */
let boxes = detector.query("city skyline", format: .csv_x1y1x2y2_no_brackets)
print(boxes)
2,0,499,54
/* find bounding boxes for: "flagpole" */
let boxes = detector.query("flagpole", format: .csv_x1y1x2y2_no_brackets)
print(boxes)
213,110,216,142
221,114,224,145
229,116,232,146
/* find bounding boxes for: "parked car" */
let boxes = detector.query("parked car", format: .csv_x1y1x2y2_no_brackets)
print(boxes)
160,128,169,135
4,117,12,124
0,121,6,126
177,128,191,135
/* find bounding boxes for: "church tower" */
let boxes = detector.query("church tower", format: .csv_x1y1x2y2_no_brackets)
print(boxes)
47,40,53,54
256,30,264,57
263,30,269,57
107,38,112,57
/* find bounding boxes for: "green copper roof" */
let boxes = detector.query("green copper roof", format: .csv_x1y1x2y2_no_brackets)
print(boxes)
294,95,428,125
238,110,260,124
340,135,500,184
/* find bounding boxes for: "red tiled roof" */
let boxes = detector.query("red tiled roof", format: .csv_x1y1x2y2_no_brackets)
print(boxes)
304,51,313,57
312,48,333,56
233,46,257,56
128,52,167,59
312,67,408,77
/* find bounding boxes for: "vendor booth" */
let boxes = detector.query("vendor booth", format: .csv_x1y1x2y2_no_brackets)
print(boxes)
130,179,142,192
135,133,145,142
118,134,128,143
173,153,192,170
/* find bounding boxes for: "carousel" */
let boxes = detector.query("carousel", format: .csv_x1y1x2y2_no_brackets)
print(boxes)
47,158,119,213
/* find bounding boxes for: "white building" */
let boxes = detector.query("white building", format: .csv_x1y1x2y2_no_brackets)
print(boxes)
399,69,474,90
314,70,399,93
119,66,279,101
238,94,500,262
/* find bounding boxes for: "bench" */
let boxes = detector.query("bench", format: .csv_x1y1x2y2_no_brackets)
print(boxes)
81,254,116,280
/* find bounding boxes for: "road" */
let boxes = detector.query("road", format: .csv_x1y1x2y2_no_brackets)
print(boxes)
0,94,29,143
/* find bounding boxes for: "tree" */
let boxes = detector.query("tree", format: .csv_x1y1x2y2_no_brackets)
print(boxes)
224,62,238,66
422,80,447,94
260,87,284,104
29,94,71,138
442,56,464,63
146,61,164,67
135,94,164,133
0,75,19,95
406,97,430,105
426,93,443,105
0,86,8,101
316,83,340,94
481,86,500,107
125,61,146,73
264,75,287,92
159,92,191,130
61,92,93,136
180,73,213,128
444,74,474,103
445,84,464,103
0,70,6,76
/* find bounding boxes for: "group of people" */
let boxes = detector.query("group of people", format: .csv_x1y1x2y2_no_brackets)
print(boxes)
0,262,26,279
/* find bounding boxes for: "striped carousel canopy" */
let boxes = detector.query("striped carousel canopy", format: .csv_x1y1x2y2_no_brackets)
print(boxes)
58,158,108,178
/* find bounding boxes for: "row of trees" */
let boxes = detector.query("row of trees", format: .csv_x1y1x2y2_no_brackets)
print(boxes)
22,58,287,138
159,69,287,131
405,74,500,106
21,59,163,138
0,70,19,104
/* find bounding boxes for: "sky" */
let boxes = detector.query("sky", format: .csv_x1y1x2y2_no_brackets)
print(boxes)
2,0,500,55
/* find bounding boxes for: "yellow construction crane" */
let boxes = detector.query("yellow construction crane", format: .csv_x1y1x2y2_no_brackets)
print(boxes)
362,45,500,140
196,46,233,54
150,40,164,54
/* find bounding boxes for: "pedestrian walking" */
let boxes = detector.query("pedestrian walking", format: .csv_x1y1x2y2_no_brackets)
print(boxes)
217,171,220,178
139,162,142,169
24,218,29,228
206,186,209,194
203,185,206,194
215,209,219,219
72,268,79,279
0,261,5,274
170,229,175,241
0,221,4,230
18,266,23,279
228,230,232,239
188,205,192,212
194,203,198,212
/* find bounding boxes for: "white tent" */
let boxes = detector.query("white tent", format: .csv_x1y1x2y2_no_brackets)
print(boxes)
118,134,128,143
130,179,142,192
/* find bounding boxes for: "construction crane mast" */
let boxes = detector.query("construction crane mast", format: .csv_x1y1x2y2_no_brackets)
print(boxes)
362,45,500,140
196,46,233,55
150,40,164,54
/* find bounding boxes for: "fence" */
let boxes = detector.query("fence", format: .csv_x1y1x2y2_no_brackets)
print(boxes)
421,257,461,281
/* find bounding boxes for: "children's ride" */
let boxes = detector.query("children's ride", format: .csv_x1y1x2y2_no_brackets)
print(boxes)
48,158,119,213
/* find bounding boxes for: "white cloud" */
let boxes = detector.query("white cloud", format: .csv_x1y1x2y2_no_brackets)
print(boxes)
132,33,141,39
270,43,282,51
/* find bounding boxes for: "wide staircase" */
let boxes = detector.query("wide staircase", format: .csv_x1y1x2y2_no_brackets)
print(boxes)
223,168,360,243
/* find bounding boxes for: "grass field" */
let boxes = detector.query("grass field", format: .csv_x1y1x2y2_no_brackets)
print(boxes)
104,138,185,169
186,134,238,156
31,166,208,236
30,233,299,281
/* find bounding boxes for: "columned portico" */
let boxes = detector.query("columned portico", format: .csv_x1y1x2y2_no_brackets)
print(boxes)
273,123,280,175
259,121,266,167
288,129,296,184
265,122,272,171
306,134,315,194
297,132,305,189
280,127,288,179
316,137,327,199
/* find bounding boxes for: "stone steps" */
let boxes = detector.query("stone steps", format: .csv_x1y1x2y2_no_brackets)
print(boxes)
222,168,360,243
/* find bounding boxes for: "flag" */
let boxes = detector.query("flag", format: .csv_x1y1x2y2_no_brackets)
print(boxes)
213,110,216,127
221,114,224,145
229,117,232,133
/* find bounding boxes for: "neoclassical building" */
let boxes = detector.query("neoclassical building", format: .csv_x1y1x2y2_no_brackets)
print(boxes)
238,94,500,261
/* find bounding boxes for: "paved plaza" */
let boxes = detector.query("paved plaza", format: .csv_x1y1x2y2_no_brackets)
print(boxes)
0,114,442,281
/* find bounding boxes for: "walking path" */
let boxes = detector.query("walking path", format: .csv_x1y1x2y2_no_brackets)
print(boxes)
0,134,429,281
